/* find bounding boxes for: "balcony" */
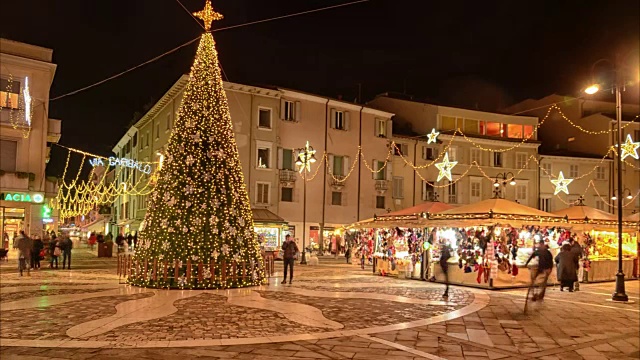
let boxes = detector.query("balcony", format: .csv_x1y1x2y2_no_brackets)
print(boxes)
279,170,297,187
375,180,389,194
0,172,31,191
330,175,346,190
48,118,61,143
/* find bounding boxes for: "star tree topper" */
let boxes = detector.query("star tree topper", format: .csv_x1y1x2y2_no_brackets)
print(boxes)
193,0,223,31
620,134,639,160
427,128,440,144
551,171,573,195
435,152,457,181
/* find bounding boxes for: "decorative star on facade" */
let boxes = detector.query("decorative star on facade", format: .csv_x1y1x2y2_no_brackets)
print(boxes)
435,152,457,181
427,128,440,144
551,171,573,195
193,0,223,32
620,134,640,160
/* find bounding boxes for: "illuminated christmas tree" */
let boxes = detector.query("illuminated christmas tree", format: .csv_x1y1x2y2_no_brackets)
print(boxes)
130,1,265,289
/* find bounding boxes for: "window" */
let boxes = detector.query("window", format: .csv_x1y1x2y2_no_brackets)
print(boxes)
440,116,456,131
470,178,482,202
132,133,138,148
394,143,408,156
281,187,293,202
333,155,344,176
595,166,606,180
333,110,346,130
281,149,294,170
493,152,503,167
594,197,605,211
0,139,17,171
257,147,270,169
423,146,439,160
0,77,20,110
542,162,552,176
507,124,523,139
373,160,386,180
569,164,578,178
376,196,386,209
448,146,458,162
523,125,534,139
464,119,480,134
486,122,502,136
282,100,297,121
516,184,528,204
166,113,171,131
447,181,458,204
331,191,342,205
145,131,149,147
516,153,528,169
392,177,404,199
422,181,434,201
155,123,160,140
375,119,387,138
540,197,551,212
470,148,481,165
259,108,272,129
256,183,270,204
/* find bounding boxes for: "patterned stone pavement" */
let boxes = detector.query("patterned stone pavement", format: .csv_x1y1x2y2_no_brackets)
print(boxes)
1,250,639,359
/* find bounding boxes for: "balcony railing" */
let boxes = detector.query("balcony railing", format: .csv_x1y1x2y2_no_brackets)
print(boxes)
279,170,297,186
375,180,389,193
48,118,61,143
330,175,346,190
0,172,30,191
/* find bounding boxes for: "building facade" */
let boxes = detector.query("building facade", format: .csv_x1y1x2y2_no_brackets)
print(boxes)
111,76,393,249
0,38,61,247
368,95,540,209
504,94,640,216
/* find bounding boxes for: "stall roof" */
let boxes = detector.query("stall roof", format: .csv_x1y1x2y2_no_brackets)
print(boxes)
552,205,617,221
378,202,455,218
551,205,638,231
624,212,639,223
436,198,560,218
252,209,287,224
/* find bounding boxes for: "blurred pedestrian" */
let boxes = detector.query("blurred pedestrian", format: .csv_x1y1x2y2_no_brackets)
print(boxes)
281,234,299,284
525,240,553,301
440,243,452,298
556,244,578,292
31,236,43,269
50,238,60,268
61,234,73,270
15,231,32,276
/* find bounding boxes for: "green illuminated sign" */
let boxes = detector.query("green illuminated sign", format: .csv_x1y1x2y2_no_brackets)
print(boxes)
1,192,45,204
42,205,52,217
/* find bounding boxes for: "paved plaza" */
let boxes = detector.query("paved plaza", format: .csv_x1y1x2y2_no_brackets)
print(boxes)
0,250,638,360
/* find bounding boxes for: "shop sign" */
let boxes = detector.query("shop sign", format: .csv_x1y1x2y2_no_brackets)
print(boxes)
89,157,152,175
2,192,45,203
42,218,54,223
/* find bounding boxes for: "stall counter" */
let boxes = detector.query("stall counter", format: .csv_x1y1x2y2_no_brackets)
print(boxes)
586,258,635,282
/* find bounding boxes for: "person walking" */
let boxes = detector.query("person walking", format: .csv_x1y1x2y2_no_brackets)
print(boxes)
61,234,73,270
15,231,32,276
525,240,554,301
570,240,583,291
31,236,43,269
49,238,60,268
556,244,578,292
440,243,452,298
281,234,299,284
88,233,97,251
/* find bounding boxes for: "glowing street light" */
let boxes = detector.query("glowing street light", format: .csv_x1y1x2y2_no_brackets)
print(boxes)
584,84,600,95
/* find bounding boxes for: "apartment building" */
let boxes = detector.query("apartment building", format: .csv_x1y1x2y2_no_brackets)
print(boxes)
111,76,393,248
504,94,640,216
368,94,540,210
0,38,61,245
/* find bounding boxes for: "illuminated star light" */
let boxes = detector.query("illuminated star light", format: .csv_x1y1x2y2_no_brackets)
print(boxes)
619,134,640,160
193,0,223,32
435,152,458,182
551,171,573,195
427,128,440,144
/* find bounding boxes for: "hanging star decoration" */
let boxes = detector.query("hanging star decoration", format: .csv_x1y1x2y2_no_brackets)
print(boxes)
193,0,223,32
551,171,573,195
619,134,639,160
427,128,440,144
435,152,457,181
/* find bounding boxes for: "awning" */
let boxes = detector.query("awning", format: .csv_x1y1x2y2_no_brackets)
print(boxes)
252,208,287,226
553,205,638,232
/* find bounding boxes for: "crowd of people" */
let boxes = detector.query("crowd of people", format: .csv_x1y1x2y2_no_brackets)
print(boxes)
7,230,74,276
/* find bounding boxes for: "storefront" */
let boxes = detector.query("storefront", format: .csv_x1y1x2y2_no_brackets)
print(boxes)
252,209,289,258
1,191,46,252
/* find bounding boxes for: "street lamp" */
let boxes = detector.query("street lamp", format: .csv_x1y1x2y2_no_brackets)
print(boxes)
611,188,633,201
492,172,516,199
584,58,629,302
295,141,317,265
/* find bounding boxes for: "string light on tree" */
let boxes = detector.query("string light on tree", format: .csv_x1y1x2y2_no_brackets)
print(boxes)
435,152,457,181
551,171,573,195
427,128,440,144
619,134,639,160
129,0,265,289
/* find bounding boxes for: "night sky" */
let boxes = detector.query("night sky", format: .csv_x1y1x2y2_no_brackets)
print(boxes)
1,0,638,177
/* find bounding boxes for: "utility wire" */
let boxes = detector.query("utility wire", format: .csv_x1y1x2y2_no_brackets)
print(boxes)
175,0,205,31
49,0,369,102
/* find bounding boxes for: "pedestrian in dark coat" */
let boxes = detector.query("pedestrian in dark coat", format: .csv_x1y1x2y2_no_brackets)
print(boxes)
556,244,578,291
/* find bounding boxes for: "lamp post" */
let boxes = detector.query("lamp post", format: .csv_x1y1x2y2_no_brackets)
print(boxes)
610,188,633,201
584,58,629,302
295,141,317,265
492,172,516,199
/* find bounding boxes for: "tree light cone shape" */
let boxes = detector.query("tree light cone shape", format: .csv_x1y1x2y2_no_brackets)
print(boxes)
129,32,266,289
585,84,599,94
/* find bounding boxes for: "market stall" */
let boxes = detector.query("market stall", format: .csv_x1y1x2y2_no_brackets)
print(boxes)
552,204,638,281
252,209,289,259
425,198,568,289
